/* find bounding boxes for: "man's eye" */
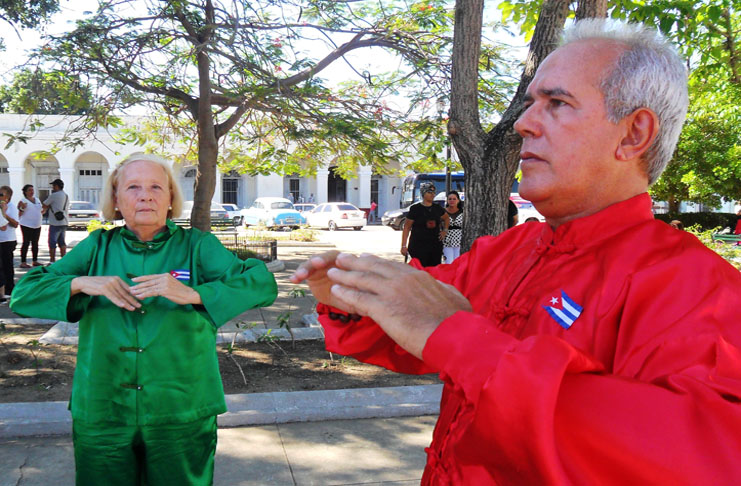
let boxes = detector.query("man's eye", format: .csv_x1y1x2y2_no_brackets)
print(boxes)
550,99,567,107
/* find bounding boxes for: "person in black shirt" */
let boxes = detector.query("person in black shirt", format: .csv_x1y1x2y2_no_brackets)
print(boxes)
401,183,449,266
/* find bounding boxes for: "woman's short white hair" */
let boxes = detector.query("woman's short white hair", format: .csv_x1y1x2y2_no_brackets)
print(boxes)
101,153,183,220
563,19,689,184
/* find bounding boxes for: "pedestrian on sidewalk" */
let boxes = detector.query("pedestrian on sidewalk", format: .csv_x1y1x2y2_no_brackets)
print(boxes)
401,183,449,267
17,184,43,268
442,191,463,263
11,154,277,486
293,19,741,484
42,178,68,264
0,186,18,298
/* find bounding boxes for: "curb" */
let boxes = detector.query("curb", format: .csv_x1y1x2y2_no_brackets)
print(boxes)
0,384,443,438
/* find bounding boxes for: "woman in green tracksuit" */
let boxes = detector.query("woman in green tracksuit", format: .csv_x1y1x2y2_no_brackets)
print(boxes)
11,154,278,486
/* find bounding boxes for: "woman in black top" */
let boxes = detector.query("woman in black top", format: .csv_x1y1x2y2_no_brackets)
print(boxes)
401,183,449,267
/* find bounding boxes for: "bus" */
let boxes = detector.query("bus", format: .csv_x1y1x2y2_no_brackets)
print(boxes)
400,171,466,208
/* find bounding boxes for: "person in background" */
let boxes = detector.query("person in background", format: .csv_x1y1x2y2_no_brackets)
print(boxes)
292,19,741,483
0,186,19,299
17,184,43,268
734,208,740,245
42,179,68,264
670,219,684,230
507,199,519,228
442,191,463,263
401,182,449,267
369,200,378,223
11,154,278,486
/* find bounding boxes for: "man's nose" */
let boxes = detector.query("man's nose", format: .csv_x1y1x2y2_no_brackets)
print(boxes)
514,104,542,138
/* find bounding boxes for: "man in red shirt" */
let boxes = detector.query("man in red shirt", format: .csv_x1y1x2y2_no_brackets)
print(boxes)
292,19,741,484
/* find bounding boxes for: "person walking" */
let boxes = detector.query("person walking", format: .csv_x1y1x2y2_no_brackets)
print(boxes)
369,200,378,223
42,179,68,264
442,191,463,263
17,184,43,268
0,186,19,298
401,183,449,267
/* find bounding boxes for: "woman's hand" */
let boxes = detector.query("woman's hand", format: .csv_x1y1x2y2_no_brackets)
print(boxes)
130,273,202,305
71,276,142,312
439,229,448,241
400,246,409,256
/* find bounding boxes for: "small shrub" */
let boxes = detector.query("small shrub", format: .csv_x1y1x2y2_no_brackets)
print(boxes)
87,219,116,233
654,212,736,232
687,225,741,270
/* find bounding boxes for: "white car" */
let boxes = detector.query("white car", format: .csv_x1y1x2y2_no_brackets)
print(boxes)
510,194,544,224
306,202,366,231
240,197,305,229
220,203,243,225
67,200,102,229
294,203,317,214
180,201,230,223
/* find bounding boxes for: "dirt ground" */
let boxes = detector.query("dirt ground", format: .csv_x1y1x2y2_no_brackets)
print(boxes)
0,323,440,403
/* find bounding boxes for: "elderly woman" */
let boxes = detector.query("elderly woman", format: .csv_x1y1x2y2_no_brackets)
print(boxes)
11,154,277,486
401,182,449,267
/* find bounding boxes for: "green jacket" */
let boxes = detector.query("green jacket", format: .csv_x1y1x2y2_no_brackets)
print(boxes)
11,221,277,425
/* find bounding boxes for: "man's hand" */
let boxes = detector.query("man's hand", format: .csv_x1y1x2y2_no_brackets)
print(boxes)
290,250,350,310
130,273,202,305
71,276,142,312
327,252,472,359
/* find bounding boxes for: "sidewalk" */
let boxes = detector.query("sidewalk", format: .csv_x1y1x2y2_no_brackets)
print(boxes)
1,415,436,486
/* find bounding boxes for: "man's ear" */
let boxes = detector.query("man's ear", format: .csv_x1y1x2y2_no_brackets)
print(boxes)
615,108,659,161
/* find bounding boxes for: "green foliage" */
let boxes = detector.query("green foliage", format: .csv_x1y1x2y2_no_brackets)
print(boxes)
0,0,59,31
651,78,741,209
654,212,738,231
0,68,92,115
686,225,741,270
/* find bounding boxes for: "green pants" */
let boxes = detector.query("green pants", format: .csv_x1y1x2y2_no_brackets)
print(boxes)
72,416,217,486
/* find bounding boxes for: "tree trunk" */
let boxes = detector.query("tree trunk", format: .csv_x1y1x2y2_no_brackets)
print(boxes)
191,0,217,233
576,0,607,19
451,0,570,251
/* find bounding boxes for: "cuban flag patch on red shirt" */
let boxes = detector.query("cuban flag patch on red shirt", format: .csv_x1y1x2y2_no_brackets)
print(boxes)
170,270,191,282
543,290,583,330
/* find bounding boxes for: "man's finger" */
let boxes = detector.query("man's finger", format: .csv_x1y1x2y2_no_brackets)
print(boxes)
335,252,415,278
290,252,339,283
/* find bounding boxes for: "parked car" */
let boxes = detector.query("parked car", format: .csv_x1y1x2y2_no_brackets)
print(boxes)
510,194,544,223
180,201,231,223
67,200,102,229
221,203,243,225
306,202,366,231
294,203,317,214
240,197,305,229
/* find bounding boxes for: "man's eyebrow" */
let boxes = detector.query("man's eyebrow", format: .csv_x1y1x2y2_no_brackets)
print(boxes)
540,87,575,99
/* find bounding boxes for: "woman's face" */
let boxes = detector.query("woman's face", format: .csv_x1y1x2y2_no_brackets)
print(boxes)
114,160,171,231
25,187,35,199
447,194,459,208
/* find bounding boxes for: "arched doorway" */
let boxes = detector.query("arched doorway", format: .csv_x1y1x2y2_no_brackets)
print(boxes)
25,154,60,203
327,167,346,202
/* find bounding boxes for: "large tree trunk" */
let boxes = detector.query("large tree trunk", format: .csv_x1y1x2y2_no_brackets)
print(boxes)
451,0,570,251
191,0,217,232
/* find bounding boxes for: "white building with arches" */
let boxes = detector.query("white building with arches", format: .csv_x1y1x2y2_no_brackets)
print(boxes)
0,114,404,217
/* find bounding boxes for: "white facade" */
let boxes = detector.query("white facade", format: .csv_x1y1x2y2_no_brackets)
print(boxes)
0,114,404,215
